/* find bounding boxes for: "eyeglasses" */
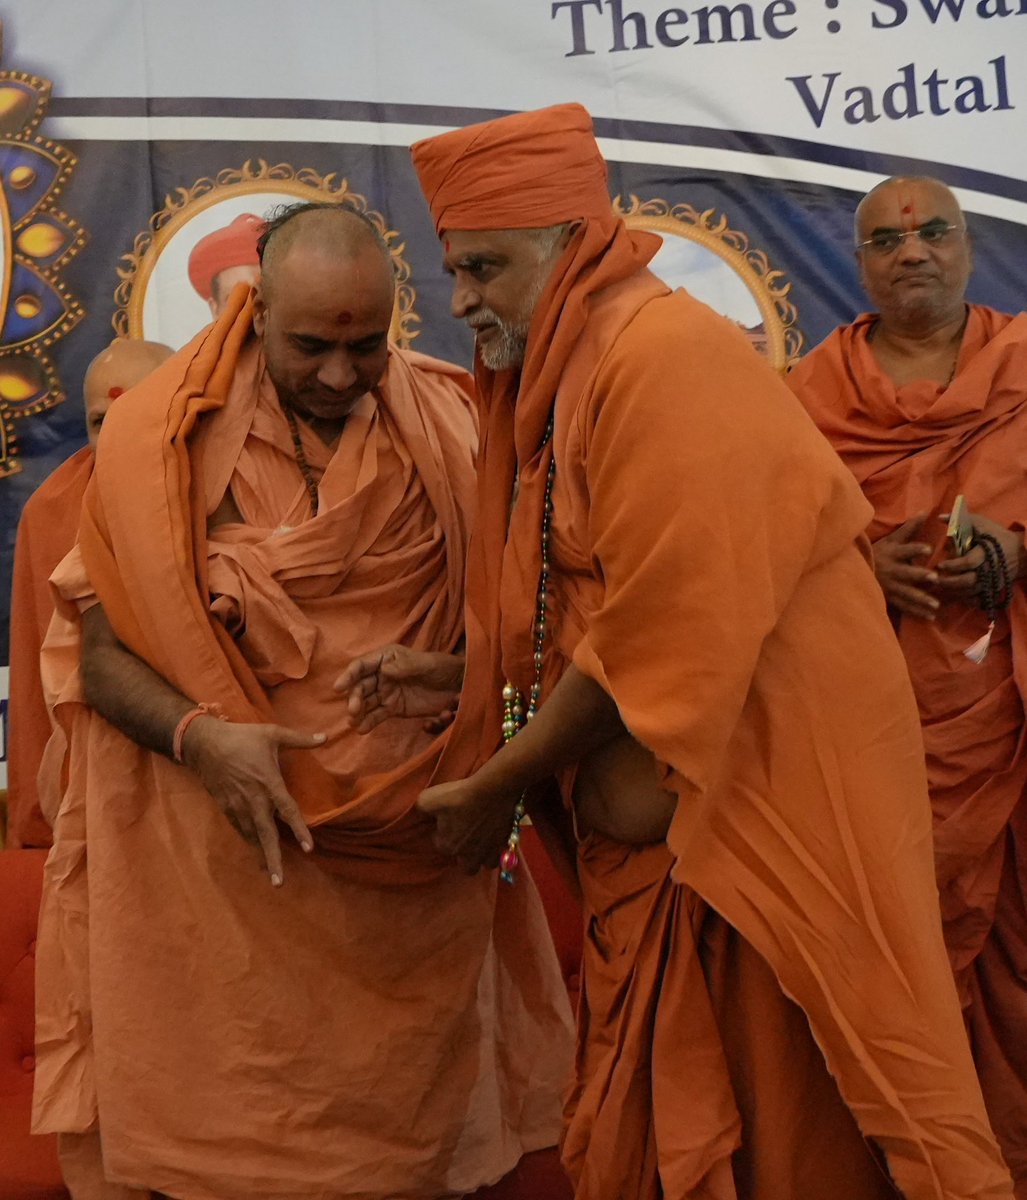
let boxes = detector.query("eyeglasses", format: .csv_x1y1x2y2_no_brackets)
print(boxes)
856,223,965,257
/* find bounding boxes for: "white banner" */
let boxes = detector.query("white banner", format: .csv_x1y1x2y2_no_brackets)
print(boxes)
12,0,1027,188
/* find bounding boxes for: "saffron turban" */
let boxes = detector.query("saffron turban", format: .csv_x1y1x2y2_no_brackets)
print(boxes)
411,103,614,234
187,212,264,300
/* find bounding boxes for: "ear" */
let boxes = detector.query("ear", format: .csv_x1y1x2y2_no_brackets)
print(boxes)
252,286,268,336
562,219,584,248
854,248,868,290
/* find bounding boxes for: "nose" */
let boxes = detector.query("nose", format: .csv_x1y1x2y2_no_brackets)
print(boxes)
451,278,481,321
895,231,930,263
317,351,357,393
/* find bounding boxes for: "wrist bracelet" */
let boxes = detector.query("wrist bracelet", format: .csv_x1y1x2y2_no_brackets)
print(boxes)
172,701,226,763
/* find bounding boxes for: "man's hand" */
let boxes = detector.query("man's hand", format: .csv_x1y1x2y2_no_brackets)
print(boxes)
936,511,1026,601
181,717,323,886
334,644,464,734
871,514,940,620
417,776,519,875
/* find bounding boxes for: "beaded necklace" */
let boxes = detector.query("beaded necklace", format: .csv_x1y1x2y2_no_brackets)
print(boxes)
283,405,320,517
498,420,556,885
867,309,967,388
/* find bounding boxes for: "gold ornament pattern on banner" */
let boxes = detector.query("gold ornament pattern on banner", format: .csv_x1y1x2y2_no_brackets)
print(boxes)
0,21,87,479
615,195,804,372
113,160,420,346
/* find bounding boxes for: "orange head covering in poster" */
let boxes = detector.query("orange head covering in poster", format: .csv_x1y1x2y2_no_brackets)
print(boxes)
187,212,264,300
411,102,615,234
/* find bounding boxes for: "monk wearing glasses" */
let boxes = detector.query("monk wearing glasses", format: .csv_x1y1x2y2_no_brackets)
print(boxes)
790,175,1027,1195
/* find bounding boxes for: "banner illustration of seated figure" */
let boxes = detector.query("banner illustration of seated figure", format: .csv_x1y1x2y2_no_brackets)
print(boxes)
187,212,263,321
113,160,422,350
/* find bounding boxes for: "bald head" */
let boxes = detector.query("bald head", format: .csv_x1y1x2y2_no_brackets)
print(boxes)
258,205,395,303
84,338,174,448
252,206,398,432
854,175,971,331
854,175,963,245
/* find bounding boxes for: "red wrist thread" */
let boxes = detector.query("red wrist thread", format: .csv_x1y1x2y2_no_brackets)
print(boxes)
172,702,226,763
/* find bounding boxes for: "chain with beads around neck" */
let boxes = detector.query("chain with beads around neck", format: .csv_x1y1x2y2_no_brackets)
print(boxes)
867,304,969,388
282,404,349,450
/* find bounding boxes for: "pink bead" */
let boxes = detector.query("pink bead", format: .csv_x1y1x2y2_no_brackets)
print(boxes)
500,849,519,872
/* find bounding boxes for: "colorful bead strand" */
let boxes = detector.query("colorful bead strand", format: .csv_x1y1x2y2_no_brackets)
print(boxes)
499,424,556,885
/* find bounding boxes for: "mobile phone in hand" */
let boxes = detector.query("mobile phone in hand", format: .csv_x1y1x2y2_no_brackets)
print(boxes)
947,495,974,557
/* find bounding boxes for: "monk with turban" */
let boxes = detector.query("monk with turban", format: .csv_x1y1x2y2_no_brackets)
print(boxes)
187,211,264,318
788,175,1027,1197
32,203,572,1199
6,337,172,849
340,104,1014,1199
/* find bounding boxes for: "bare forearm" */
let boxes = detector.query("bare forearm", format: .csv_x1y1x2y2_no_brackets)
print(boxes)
81,605,194,758
80,606,322,883
474,665,624,796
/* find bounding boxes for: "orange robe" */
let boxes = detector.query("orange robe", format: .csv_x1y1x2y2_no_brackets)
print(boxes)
33,293,573,1200
6,446,93,849
789,304,1027,1193
435,225,1012,1198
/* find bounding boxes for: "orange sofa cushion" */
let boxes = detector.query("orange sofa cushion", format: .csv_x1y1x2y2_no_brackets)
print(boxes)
0,849,68,1198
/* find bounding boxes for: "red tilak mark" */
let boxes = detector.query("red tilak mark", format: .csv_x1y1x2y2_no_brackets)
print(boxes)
107,386,125,399
897,195,919,226
335,310,352,324
444,238,450,253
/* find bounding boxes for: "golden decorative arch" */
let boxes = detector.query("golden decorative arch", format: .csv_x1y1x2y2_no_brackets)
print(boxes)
614,195,804,372
0,19,87,478
113,159,420,346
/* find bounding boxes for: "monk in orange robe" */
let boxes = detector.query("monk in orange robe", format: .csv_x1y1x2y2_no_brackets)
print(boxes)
788,175,1027,1197
6,338,172,849
33,204,572,1200
342,104,1013,1199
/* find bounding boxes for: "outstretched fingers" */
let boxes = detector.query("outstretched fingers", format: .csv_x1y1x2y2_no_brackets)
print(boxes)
272,725,328,752
241,726,323,882
271,778,314,857
334,654,383,697
254,804,286,887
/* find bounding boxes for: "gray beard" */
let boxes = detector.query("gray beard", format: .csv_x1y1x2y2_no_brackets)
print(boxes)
473,270,549,371
478,320,529,371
